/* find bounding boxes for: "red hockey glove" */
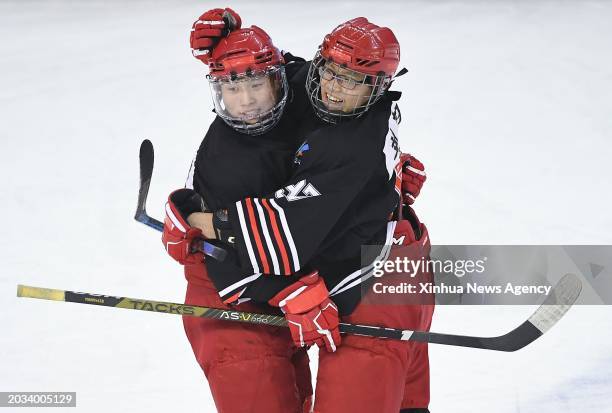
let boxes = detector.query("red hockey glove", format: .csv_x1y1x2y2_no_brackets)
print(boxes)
269,272,341,353
401,153,426,205
162,189,207,265
190,8,241,64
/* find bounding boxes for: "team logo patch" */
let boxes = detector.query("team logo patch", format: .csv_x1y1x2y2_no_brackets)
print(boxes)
275,179,321,202
294,141,310,165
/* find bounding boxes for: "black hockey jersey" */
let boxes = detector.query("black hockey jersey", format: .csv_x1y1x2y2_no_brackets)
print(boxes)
222,92,403,315
187,57,404,315
187,58,314,212
188,116,300,211
185,59,324,304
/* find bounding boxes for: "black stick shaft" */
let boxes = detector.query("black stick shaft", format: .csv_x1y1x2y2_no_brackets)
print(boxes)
135,139,227,261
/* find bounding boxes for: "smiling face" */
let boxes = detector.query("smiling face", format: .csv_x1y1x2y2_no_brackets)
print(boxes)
208,66,289,135
220,76,278,124
319,62,373,114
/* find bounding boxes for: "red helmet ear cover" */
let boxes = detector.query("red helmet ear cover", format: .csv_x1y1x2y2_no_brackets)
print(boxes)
208,25,284,77
320,17,400,77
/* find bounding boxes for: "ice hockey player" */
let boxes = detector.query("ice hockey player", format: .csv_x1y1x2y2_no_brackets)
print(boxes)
167,13,434,413
163,10,318,412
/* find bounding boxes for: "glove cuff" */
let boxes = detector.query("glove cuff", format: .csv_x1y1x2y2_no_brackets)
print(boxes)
169,188,206,218
269,272,329,314
165,200,190,233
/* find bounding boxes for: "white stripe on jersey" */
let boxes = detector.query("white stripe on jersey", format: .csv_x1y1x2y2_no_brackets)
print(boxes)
330,221,397,296
269,199,301,272
328,244,390,296
329,221,396,295
253,198,280,274
218,273,262,298
185,156,196,189
331,244,393,296
235,200,260,274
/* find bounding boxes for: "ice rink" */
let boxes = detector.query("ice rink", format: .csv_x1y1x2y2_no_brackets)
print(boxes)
1,1,611,411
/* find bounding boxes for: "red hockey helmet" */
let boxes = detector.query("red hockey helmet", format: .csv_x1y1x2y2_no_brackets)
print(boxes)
306,18,401,123
320,17,400,77
208,26,284,78
207,26,288,135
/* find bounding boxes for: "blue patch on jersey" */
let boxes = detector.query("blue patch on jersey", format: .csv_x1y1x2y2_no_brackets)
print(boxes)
294,141,310,165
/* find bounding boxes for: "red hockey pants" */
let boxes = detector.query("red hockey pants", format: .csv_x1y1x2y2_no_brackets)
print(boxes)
182,220,433,413
183,276,433,413
313,218,435,412
182,270,312,413
314,300,434,412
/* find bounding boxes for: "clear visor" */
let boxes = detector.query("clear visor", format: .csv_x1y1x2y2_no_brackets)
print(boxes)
208,67,288,135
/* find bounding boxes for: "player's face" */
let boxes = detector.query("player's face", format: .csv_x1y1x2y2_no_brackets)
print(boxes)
221,77,278,124
319,62,373,113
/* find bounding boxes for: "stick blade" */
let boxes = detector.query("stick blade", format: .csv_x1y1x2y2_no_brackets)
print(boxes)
493,273,583,352
139,139,154,183
135,139,154,220
412,273,583,352
528,273,582,334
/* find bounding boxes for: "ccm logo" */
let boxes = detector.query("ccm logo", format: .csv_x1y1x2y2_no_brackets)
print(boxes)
392,236,406,245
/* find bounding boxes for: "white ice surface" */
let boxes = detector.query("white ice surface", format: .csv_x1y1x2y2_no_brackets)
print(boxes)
1,1,611,412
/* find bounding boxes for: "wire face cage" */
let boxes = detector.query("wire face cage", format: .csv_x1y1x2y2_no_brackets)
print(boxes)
305,50,390,124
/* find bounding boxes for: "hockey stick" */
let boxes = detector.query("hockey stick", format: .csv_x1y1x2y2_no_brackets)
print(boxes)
16,273,581,351
134,139,226,261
